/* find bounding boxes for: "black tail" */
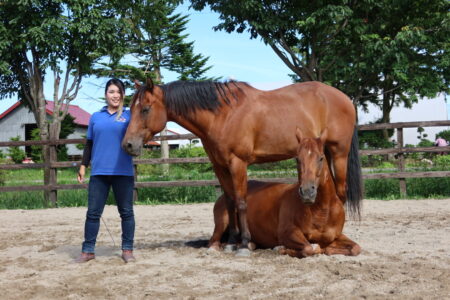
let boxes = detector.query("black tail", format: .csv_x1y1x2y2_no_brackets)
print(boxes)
346,128,363,219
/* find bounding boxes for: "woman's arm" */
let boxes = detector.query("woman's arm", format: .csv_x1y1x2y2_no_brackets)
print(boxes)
78,139,93,183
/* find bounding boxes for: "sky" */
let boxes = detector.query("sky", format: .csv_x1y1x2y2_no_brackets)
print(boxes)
1,2,448,140
0,3,293,133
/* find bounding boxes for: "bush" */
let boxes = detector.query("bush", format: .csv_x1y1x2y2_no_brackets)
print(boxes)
30,128,43,162
435,129,450,141
407,177,450,198
8,136,26,163
360,154,385,168
435,155,450,168
364,179,400,199
364,176,450,199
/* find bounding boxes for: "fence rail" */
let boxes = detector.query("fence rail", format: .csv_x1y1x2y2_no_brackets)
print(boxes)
1,120,449,203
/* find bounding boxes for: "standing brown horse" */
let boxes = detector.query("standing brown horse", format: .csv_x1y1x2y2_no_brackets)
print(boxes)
122,78,362,255
209,128,361,258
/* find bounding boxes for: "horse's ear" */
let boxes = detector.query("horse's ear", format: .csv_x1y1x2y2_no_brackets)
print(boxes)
295,127,303,143
146,77,154,92
319,128,328,145
134,80,141,90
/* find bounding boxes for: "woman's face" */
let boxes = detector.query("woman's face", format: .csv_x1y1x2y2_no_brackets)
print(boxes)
105,84,123,109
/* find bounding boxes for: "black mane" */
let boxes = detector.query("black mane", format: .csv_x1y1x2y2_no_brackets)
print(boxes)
160,80,248,117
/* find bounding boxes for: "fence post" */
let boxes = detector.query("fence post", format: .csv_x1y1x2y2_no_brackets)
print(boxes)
48,143,58,206
396,128,407,197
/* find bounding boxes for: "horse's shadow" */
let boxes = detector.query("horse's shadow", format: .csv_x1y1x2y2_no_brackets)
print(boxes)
135,237,210,250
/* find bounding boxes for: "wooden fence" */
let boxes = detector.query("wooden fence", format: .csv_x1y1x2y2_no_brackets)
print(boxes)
1,120,449,204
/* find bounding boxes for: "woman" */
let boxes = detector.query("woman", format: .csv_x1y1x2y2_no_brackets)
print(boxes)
76,78,136,263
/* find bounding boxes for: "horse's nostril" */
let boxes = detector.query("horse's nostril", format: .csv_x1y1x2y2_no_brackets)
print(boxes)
127,142,133,149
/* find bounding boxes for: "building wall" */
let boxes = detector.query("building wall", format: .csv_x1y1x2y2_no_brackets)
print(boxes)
0,106,35,151
0,105,87,156
66,127,86,156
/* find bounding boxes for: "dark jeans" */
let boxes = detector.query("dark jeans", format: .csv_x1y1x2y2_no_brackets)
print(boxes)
82,175,135,253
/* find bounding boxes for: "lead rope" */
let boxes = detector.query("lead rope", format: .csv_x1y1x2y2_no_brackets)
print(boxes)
101,217,117,248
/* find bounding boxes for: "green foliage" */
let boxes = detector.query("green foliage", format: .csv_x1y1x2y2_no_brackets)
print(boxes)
0,0,130,100
30,128,43,162
435,129,450,141
57,114,76,161
364,177,450,199
364,179,400,199
7,136,26,164
29,114,77,162
0,152,5,186
94,0,214,85
76,134,87,150
435,155,450,168
136,186,217,205
417,139,434,147
359,129,395,149
191,0,449,126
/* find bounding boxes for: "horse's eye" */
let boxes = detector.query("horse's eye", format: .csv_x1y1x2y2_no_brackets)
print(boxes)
319,156,324,163
142,106,151,114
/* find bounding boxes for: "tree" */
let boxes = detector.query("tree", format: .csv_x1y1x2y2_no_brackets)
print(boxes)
30,114,76,162
190,0,449,138
95,0,214,174
96,0,213,84
436,129,450,142
0,0,129,203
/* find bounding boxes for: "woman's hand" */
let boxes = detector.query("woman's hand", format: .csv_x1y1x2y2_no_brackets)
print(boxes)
78,165,86,183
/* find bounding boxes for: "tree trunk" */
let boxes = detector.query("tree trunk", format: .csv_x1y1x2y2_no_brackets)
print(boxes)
153,66,170,174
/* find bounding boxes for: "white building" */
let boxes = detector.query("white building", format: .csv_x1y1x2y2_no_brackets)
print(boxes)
0,101,90,156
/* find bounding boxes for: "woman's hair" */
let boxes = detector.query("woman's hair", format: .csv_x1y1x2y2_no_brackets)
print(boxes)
105,78,126,120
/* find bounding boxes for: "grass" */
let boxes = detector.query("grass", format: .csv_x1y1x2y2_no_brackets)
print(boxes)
1,156,449,209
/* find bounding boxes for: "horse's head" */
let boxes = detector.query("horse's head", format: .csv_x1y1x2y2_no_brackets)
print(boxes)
122,78,168,156
295,127,328,205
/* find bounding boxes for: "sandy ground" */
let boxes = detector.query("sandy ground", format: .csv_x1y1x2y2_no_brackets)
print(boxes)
0,199,449,300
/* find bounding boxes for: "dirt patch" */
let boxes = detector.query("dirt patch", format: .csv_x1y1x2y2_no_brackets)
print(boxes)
0,199,449,299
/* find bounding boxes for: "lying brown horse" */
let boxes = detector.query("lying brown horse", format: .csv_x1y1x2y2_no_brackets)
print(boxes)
123,78,362,255
209,128,361,257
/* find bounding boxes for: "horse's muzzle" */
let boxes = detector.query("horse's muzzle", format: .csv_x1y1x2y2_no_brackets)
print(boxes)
299,185,317,205
122,138,143,156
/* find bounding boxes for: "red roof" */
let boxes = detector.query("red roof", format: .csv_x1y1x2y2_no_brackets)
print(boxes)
45,101,90,127
0,101,21,120
0,101,91,127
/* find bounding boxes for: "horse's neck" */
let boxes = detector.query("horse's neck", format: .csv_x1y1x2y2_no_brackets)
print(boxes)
316,166,338,207
167,110,217,141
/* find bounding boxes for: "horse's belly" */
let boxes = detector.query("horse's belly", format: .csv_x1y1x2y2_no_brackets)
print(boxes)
245,183,289,248
248,222,279,248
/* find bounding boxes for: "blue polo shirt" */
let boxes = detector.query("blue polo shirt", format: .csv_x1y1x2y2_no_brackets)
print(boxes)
87,106,134,176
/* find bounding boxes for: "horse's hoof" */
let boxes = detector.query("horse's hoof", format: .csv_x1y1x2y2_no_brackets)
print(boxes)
236,248,251,257
207,247,221,255
273,245,285,252
224,244,237,253
207,245,221,252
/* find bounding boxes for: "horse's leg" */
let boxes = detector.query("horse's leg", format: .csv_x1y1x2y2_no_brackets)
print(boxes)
322,233,361,256
279,245,323,258
211,163,240,250
327,144,349,204
208,195,229,251
228,156,251,256
279,227,322,258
